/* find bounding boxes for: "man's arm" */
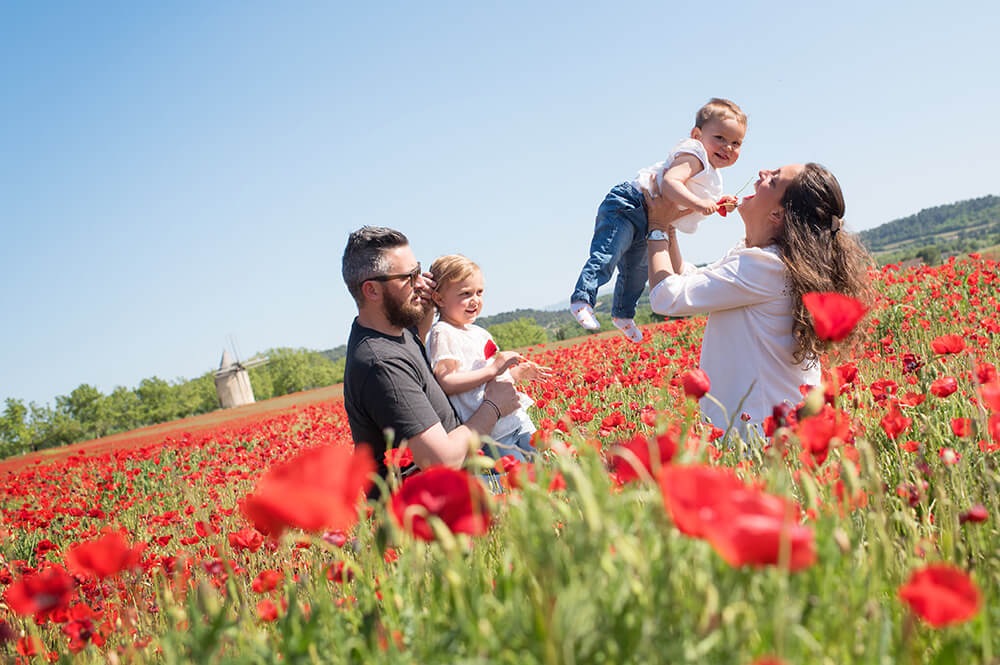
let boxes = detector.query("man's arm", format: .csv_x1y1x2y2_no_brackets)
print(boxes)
405,379,520,468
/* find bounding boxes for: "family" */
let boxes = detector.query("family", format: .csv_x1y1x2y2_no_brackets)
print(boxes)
342,98,870,487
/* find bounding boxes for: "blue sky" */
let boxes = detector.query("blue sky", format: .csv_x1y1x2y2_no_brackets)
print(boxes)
3,1,999,407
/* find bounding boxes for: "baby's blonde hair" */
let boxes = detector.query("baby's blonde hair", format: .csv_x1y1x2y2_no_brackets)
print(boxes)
695,98,746,129
429,254,481,301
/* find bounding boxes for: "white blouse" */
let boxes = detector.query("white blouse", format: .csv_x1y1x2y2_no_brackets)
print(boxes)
649,242,820,431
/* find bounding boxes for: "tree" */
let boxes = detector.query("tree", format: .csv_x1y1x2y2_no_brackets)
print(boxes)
0,398,29,456
488,318,548,350
56,383,111,440
916,246,941,265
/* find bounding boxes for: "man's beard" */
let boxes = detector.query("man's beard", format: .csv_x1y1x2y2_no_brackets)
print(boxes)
384,289,429,329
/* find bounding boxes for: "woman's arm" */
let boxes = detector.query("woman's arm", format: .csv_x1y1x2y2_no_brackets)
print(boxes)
433,352,522,395
644,178,687,290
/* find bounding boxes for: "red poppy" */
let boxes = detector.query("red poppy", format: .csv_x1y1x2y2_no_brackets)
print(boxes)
795,405,851,466
959,504,987,525
385,447,414,469
228,527,265,553
241,444,375,537
4,564,77,616
880,404,912,440
390,467,491,541
609,429,679,483
898,563,981,627
251,569,283,593
930,334,966,355
974,362,997,385
66,531,145,579
483,339,499,359
950,418,972,438
657,464,744,538
929,376,958,398
979,380,1000,412
703,489,816,572
801,292,868,342
257,599,279,622
680,369,711,399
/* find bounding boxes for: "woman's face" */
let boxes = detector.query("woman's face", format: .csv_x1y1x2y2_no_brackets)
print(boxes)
738,164,805,246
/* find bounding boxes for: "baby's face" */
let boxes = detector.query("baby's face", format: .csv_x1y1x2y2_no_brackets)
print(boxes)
435,271,485,327
693,116,745,169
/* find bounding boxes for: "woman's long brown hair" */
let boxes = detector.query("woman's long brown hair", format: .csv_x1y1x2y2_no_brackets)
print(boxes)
773,163,873,363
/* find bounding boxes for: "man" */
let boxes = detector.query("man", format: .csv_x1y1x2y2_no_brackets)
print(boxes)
341,226,520,481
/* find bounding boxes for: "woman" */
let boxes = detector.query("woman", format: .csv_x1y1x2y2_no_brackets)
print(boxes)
645,163,871,434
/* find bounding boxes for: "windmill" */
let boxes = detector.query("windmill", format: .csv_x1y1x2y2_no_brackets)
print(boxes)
214,341,268,409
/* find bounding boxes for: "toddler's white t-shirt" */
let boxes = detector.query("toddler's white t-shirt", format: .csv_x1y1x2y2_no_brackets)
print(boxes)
426,321,535,441
634,137,724,234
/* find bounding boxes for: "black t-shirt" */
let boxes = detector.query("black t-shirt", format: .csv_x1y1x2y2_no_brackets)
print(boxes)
343,319,462,479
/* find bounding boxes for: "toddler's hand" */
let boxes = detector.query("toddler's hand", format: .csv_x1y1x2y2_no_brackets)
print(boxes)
511,360,553,383
716,196,738,217
696,198,719,216
491,351,522,376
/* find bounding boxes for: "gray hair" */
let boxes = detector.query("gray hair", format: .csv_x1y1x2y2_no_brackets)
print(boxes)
342,226,410,305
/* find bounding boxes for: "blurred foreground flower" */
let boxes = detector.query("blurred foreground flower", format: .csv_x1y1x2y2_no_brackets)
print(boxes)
66,530,145,579
898,563,981,627
802,292,867,342
391,467,491,541
658,465,816,571
242,444,375,537
680,369,711,399
4,564,77,616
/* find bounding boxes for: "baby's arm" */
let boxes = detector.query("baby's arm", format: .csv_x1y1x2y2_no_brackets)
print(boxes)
660,154,718,216
434,352,522,396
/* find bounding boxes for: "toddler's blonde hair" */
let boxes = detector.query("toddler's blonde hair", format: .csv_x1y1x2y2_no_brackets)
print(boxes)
695,98,746,129
429,254,481,301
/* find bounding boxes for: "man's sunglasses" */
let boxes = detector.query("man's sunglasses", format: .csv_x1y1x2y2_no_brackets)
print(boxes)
364,263,422,288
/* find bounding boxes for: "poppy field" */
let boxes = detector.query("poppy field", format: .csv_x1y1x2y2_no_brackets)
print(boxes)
2,255,999,664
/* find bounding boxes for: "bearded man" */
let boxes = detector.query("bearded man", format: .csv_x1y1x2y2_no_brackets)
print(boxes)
341,227,519,483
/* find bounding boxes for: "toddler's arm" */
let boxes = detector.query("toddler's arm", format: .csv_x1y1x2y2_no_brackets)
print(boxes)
434,352,522,396
660,154,718,216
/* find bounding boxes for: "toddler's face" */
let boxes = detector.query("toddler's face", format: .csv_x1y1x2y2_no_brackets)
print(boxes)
435,270,485,327
692,116,745,169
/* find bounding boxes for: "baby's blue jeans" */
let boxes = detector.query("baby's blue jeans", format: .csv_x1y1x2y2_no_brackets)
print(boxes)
571,182,649,319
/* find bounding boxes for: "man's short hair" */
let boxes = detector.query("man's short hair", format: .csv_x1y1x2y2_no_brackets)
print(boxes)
695,98,747,129
342,226,409,305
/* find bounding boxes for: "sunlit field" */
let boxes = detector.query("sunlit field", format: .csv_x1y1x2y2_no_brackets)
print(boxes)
2,255,998,664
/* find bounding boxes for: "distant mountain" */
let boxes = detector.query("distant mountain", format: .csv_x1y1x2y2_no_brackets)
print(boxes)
858,194,1000,263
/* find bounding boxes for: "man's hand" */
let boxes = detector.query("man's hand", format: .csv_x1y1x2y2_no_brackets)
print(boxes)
483,379,520,416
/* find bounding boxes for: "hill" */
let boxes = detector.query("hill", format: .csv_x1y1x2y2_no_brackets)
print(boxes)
858,194,1000,263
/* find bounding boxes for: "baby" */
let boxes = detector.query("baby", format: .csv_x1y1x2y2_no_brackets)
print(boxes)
426,254,550,461
570,98,746,342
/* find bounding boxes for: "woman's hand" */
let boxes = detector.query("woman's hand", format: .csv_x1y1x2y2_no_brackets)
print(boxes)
643,178,687,230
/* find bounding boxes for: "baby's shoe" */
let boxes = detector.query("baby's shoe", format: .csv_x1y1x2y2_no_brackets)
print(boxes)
570,302,600,331
613,318,643,343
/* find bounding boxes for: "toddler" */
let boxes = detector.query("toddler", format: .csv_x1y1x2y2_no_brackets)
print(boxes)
570,98,746,342
427,254,550,462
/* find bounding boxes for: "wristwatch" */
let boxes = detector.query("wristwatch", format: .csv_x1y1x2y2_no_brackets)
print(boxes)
646,229,670,242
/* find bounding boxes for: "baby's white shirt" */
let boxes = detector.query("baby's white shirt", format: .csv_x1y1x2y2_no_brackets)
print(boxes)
633,137,724,234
